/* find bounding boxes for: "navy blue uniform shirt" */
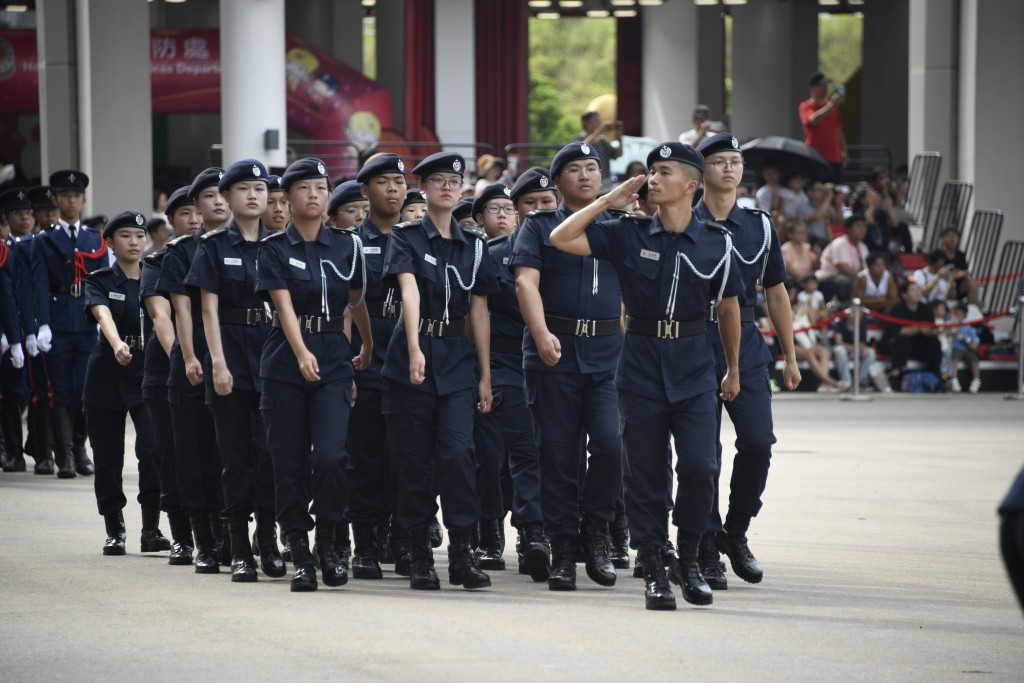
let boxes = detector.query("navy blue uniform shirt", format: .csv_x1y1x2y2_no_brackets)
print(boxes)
30,222,107,332
380,216,499,396
0,241,19,343
509,204,622,374
586,213,742,402
486,232,527,388
156,231,207,393
185,221,271,393
140,249,170,393
255,222,364,386
352,217,401,392
11,235,38,338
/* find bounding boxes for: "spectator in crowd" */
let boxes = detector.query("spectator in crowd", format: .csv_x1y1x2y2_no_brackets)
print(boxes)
828,183,850,233
781,222,819,281
799,71,847,182
853,184,912,254
853,251,898,312
755,163,785,217
785,281,844,392
948,303,982,393
152,188,168,219
933,300,952,378
870,166,894,202
880,281,944,387
144,218,171,257
677,104,716,148
623,160,647,181
816,213,869,303
474,154,508,195
831,313,888,392
913,250,953,304
796,273,826,318
572,110,622,189
937,228,981,310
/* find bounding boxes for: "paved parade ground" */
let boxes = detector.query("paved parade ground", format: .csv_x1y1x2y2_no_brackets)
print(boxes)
1,394,1022,682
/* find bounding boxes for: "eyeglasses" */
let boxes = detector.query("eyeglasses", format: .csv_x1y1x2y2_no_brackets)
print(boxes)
484,205,516,215
708,159,745,170
340,207,366,216
427,176,464,190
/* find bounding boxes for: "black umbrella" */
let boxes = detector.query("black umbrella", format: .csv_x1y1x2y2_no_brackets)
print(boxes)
740,136,833,181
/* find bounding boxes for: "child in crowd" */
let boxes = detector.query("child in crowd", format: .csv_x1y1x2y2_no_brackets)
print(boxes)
932,301,952,379
949,303,982,394
797,274,826,318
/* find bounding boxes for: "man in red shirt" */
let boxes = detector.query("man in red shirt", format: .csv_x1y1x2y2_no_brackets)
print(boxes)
799,71,847,182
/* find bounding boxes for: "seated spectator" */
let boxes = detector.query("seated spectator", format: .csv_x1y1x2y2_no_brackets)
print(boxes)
785,281,844,392
853,184,913,254
870,166,894,202
831,313,888,392
781,222,819,281
913,250,952,304
756,163,785,215
937,228,981,311
853,252,898,312
783,178,833,248
816,213,870,304
828,183,850,235
932,300,953,378
796,273,826,318
948,303,982,393
879,281,944,387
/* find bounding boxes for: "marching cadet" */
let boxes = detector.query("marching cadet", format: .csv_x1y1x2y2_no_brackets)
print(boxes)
471,182,549,579
83,211,167,556
453,198,476,227
400,189,427,223
185,159,280,583
549,142,743,611
380,151,499,591
30,170,107,479
693,134,800,589
30,185,60,231
141,186,200,566
328,180,369,230
345,153,409,580
510,166,558,224
510,141,623,592
263,175,289,231
1,189,30,472
255,157,373,592
157,167,227,573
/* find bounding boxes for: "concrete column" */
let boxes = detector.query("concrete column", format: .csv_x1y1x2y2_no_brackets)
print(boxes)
74,0,151,216
861,0,909,169
286,0,363,70
434,0,475,147
640,1,697,142
36,0,78,176
695,6,726,122
220,0,288,167
375,0,406,134
907,0,959,184
730,0,818,140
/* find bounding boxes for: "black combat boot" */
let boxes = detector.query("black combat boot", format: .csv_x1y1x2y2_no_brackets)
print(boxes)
0,403,26,472
190,514,220,574
447,527,491,589
521,523,550,582
167,511,194,565
313,522,348,587
254,507,286,577
351,523,383,579
335,522,351,574
212,514,231,567
228,522,258,582
699,533,728,590
140,507,172,552
30,405,55,475
429,515,444,548
715,515,763,584
476,519,506,571
390,523,412,577
580,513,616,587
408,526,440,590
102,511,127,556
638,544,676,611
51,406,76,479
71,403,93,475
548,535,577,591
609,508,631,569
668,531,713,606
378,518,394,564
287,531,318,592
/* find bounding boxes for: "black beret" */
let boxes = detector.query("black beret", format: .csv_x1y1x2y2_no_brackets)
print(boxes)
412,151,465,178
696,133,743,158
218,159,270,191
646,142,704,174
357,153,406,183
266,175,284,193
280,157,331,191
550,141,601,178
164,185,193,218
472,183,512,217
188,167,224,200
0,187,31,214
49,169,89,193
510,166,554,202
28,186,55,209
453,198,475,222
328,180,365,215
402,189,426,209
103,210,147,239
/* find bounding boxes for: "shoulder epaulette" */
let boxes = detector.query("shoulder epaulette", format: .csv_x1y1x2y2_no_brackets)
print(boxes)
328,225,357,235
259,230,287,244
86,266,112,279
705,220,731,236
525,209,556,219
621,213,652,225
394,220,421,230
488,233,510,246
166,234,195,249
741,206,771,218
607,208,631,218
144,247,166,262
462,225,487,241
199,227,228,241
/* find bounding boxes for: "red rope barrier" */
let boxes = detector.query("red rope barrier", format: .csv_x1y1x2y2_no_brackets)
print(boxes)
867,308,1014,329
761,309,847,336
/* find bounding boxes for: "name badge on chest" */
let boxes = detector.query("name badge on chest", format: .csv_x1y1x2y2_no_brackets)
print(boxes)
289,257,306,270
424,254,437,266
363,246,381,255
640,249,661,261
108,292,126,301
502,257,510,265
224,257,242,266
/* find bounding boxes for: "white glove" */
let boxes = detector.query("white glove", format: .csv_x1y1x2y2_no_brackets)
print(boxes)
37,324,53,353
25,334,38,357
10,343,24,369
1,333,7,354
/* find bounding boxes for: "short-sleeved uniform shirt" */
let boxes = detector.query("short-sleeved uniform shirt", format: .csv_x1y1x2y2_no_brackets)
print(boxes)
509,204,622,375
140,248,171,398
694,200,786,372
184,221,271,395
486,233,527,389
586,213,742,403
352,217,401,393
381,216,499,396
82,263,152,410
156,231,208,395
255,222,364,387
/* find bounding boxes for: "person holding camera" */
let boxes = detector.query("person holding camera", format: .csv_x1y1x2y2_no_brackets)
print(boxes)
799,72,847,183
913,251,953,304
573,110,623,191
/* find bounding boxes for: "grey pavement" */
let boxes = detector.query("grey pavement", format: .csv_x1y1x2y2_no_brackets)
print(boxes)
1,394,1022,682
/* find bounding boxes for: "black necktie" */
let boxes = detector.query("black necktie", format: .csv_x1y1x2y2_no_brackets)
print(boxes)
69,223,76,247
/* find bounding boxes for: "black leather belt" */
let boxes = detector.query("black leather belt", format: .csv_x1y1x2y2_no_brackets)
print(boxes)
625,316,705,339
545,315,620,337
51,283,85,298
365,300,402,318
416,318,466,338
490,335,522,355
104,335,145,351
272,312,345,333
707,306,757,323
218,307,271,326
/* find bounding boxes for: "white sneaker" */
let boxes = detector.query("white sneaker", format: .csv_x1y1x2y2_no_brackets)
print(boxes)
950,378,962,393
969,378,981,394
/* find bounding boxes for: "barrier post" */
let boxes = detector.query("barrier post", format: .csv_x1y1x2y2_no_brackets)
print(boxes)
841,299,871,402
1005,293,1024,401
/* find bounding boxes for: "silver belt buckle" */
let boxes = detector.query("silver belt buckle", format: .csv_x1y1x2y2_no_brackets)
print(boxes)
69,281,84,298
304,316,314,333
658,320,679,340
425,319,436,336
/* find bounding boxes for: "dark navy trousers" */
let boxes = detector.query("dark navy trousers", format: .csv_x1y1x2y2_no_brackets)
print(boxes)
346,387,397,526
168,390,222,517
144,393,181,514
86,403,159,515
210,389,275,524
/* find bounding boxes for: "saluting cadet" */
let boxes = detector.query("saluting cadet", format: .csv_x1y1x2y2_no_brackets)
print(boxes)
0,189,30,472
400,189,427,223
328,180,369,230
693,133,800,589
345,153,409,580
380,151,499,591
510,141,623,592
263,175,289,231
185,159,281,583
549,142,743,611
30,170,107,478
255,157,373,593
83,211,167,556
141,186,199,565
157,167,226,573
